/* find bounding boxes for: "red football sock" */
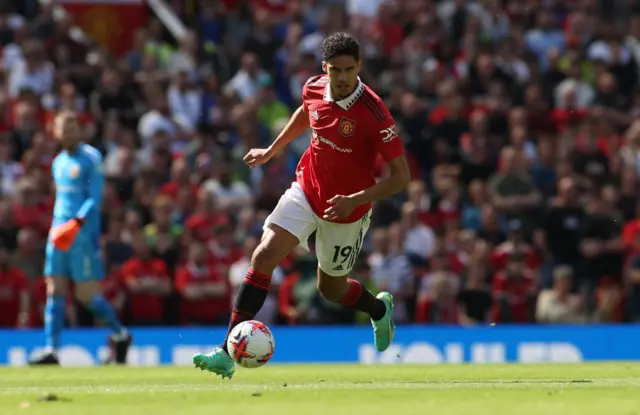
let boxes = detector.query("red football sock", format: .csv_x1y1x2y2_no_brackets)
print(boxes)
222,268,271,352
339,278,386,320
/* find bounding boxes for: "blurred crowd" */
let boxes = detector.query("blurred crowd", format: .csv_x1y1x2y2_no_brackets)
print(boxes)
0,0,639,328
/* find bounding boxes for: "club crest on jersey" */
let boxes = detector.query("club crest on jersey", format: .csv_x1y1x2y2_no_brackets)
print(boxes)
69,165,80,178
339,117,356,137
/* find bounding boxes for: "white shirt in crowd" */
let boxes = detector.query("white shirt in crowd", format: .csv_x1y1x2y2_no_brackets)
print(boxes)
8,59,55,97
404,224,436,260
167,85,202,132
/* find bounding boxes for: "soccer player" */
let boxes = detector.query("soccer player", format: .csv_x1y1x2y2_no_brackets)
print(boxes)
29,111,132,366
193,33,410,379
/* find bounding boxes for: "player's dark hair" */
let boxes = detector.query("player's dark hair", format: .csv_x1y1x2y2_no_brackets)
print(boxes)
321,32,360,62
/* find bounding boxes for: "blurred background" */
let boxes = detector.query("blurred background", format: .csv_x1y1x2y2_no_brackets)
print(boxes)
0,0,639,332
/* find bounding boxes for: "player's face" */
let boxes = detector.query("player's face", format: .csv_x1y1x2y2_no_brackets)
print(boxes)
323,55,361,100
53,114,81,151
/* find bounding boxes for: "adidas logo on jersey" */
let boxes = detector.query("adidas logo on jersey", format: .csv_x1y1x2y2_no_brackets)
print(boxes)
311,109,319,120
332,265,343,271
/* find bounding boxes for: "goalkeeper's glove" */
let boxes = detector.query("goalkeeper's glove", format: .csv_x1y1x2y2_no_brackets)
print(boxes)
50,218,84,251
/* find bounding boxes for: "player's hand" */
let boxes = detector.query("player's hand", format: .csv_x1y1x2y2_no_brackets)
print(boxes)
243,148,275,168
50,219,83,251
323,195,359,221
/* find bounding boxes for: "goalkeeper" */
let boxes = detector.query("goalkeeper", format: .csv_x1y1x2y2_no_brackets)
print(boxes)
29,111,131,366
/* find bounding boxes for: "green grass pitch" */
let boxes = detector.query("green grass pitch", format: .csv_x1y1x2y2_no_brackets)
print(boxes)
1,363,640,414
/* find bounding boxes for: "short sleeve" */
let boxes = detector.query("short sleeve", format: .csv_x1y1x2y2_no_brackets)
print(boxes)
371,106,404,162
302,81,311,113
174,268,189,291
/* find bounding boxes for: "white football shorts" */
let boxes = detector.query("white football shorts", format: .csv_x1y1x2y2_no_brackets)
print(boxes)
263,182,371,277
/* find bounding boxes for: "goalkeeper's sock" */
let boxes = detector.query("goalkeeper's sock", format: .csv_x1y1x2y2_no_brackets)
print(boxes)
44,295,65,353
339,278,387,321
88,295,125,335
222,268,271,353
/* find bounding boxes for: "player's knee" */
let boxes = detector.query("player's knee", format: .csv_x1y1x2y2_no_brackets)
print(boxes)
46,277,68,297
74,281,101,305
251,241,283,275
251,226,299,274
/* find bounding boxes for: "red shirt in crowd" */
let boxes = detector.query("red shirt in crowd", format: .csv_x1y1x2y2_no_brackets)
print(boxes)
491,243,541,272
0,267,28,327
121,257,170,322
491,270,535,323
207,242,242,277
102,270,125,320
175,263,229,324
185,212,228,242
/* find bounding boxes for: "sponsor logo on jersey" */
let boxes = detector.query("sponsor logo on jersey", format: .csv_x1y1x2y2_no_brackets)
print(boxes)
379,124,397,143
339,117,356,137
332,265,344,271
313,130,352,153
311,109,319,120
69,165,80,179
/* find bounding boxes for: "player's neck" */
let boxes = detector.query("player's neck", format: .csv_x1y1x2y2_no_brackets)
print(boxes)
330,85,357,102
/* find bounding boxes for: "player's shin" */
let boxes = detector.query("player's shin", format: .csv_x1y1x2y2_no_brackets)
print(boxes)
44,295,65,353
87,295,126,336
222,268,271,352
339,278,386,321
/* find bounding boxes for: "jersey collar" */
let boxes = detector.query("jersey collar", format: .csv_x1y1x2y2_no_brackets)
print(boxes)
323,77,364,110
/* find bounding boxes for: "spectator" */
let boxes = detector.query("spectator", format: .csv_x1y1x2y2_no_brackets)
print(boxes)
224,52,270,102
121,233,172,325
457,259,492,325
536,266,586,323
488,146,542,228
175,242,229,325
579,196,624,300
416,250,461,324
0,242,28,327
491,251,537,324
400,201,436,261
11,227,43,283
8,38,54,98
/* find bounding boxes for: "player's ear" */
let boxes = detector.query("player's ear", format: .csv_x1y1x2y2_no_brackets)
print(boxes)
322,61,327,74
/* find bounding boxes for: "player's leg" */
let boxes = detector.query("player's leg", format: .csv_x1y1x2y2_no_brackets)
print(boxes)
194,183,316,378
315,213,395,352
223,224,301,350
71,242,131,364
29,245,68,365
193,224,303,378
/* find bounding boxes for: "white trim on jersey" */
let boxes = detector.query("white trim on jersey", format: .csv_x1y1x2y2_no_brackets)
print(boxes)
323,77,365,110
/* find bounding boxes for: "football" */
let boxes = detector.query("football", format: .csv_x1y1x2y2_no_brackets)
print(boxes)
226,320,275,368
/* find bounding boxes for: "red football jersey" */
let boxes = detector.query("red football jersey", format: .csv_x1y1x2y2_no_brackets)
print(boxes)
297,75,404,223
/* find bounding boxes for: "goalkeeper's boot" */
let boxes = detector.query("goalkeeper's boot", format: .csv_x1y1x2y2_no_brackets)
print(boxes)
28,352,60,366
193,347,235,379
105,331,132,365
371,291,395,352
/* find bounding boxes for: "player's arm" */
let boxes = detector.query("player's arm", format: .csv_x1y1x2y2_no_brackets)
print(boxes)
350,154,410,206
267,105,310,156
350,117,410,205
76,154,105,222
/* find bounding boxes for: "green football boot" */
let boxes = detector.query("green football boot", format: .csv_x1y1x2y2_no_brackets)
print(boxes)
371,291,395,352
193,347,235,379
